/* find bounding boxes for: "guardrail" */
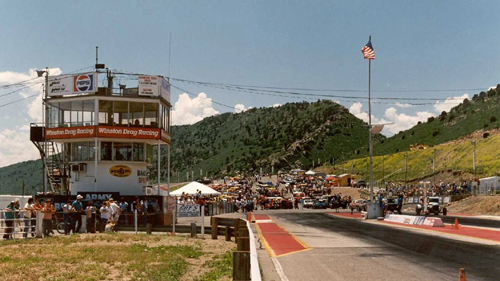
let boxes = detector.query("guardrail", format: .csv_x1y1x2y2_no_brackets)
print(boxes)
0,210,41,239
210,217,261,281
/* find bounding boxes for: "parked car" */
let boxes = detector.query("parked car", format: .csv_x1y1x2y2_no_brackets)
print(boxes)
354,179,367,188
312,199,329,209
303,198,313,208
350,199,367,212
311,191,323,199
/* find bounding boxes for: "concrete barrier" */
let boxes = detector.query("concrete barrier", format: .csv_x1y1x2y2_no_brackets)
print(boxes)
244,219,262,281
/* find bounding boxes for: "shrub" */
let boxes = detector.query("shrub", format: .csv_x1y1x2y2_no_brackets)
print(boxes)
490,116,497,123
483,133,490,138
484,123,489,128
432,130,440,137
427,116,435,123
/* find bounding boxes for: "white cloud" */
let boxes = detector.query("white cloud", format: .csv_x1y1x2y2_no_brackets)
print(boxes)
349,102,434,136
433,94,469,113
382,107,433,135
273,103,281,108
0,128,40,168
234,104,247,113
171,92,219,125
349,102,382,124
395,102,413,108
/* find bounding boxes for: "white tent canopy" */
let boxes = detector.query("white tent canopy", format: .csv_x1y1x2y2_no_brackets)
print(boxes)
305,170,316,175
170,181,220,196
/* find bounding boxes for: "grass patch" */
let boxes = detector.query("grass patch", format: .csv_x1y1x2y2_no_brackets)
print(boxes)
0,233,233,281
196,250,234,281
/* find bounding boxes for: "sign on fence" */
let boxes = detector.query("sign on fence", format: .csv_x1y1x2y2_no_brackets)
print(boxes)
177,204,201,217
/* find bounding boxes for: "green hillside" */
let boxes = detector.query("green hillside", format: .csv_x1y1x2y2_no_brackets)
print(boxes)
3,85,500,195
151,100,377,181
321,128,500,185
0,160,43,195
374,86,500,155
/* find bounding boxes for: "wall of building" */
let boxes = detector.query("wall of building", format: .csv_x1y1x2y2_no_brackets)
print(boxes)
70,161,152,195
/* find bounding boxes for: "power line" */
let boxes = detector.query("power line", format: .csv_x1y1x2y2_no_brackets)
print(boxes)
170,84,235,110
171,77,486,94
0,88,41,108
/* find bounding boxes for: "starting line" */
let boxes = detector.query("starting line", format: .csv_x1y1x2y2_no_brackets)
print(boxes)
254,214,309,257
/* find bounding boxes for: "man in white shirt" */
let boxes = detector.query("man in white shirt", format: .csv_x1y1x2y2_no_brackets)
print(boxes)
108,198,121,223
23,198,35,238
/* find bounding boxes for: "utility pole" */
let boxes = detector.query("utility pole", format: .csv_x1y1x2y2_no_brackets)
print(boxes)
37,67,49,194
382,156,384,184
471,140,476,194
404,153,408,189
432,149,437,186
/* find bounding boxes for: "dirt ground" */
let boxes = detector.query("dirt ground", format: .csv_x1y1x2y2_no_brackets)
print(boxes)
446,195,500,215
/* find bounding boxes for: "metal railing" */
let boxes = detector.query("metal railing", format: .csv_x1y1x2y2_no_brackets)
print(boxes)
0,210,42,240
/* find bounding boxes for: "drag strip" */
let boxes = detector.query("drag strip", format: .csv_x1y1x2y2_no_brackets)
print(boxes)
270,212,500,280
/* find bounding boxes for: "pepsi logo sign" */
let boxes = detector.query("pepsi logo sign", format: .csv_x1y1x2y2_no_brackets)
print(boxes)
73,74,94,93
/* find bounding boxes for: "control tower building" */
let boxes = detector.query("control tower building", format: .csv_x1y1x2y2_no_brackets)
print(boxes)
30,69,171,196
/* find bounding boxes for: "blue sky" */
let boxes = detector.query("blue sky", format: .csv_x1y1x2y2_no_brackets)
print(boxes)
0,1,499,167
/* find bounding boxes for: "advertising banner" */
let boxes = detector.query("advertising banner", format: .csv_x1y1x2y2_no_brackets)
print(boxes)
48,75,73,96
96,126,160,140
177,204,201,217
45,126,95,139
138,75,159,96
159,76,171,103
73,73,96,94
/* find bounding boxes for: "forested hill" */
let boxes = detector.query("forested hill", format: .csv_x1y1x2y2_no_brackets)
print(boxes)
373,85,500,155
4,85,500,195
159,100,377,180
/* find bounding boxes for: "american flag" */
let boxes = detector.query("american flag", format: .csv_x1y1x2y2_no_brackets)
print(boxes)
361,40,375,60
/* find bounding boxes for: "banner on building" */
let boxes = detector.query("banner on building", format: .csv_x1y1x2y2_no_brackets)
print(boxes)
138,76,159,96
177,204,200,217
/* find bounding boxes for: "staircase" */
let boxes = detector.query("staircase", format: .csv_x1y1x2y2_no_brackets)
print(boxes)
31,124,69,194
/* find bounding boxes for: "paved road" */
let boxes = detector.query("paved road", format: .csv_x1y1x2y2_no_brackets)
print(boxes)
257,211,500,281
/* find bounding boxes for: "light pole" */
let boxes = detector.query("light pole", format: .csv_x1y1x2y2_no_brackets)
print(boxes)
404,153,408,189
36,68,49,194
471,140,476,194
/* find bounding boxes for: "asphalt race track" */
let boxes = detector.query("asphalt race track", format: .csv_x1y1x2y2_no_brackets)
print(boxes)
260,211,500,280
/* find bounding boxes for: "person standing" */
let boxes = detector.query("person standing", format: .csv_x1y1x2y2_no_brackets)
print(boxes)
119,197,129,226
62,199,73,235
3,201,15,239
41,199,55,237
378,193,386,217
99,201,110,232
85,201,96,233
108,198,121,224
23,198,35,238
151,198,161,226
71,195,84,233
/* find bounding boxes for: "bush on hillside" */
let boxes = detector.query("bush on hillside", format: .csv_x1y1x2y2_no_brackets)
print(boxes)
427,116,435,123
487,89,496,97
432,130,440,137
483,132,489,138
439,111,447,121
484,123,489,128
490,116,497,123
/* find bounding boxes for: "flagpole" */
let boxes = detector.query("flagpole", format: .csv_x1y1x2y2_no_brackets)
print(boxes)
368,35,374,205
